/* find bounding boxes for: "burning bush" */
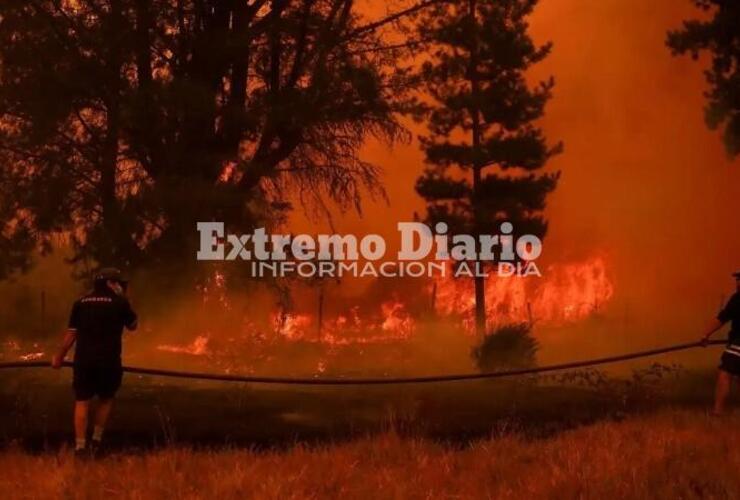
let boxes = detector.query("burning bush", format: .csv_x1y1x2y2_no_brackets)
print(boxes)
472,323,538,372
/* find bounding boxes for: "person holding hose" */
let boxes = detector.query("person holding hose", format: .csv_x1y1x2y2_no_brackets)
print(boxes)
51,268,138,457
702,271,740,415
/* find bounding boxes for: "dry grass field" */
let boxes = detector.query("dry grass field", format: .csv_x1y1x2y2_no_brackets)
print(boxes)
1,410,738,499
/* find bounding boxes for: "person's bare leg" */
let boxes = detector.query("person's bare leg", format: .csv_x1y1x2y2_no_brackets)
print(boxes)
92,398,114,443
74,400,90,450
714,370,732,415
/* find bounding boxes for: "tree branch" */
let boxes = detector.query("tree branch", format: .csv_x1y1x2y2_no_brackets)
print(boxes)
343,0,448,40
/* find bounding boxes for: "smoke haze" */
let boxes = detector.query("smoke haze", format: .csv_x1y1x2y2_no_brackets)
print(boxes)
2,0,738,375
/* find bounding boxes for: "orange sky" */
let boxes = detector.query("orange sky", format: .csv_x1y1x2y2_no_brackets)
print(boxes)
4,0,737,370
291,0,740,340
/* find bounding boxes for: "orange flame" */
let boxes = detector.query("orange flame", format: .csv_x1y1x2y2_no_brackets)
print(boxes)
273,299,417,344
155,255,614,363
433,255,615,331
158,335,210,355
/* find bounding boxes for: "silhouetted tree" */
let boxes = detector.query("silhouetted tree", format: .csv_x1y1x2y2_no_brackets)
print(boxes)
0,0,431,281
415,0,561,336
668,0,740,158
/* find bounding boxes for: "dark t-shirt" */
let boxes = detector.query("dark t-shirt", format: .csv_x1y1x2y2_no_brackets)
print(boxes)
68,290,137,365
718,292,740,344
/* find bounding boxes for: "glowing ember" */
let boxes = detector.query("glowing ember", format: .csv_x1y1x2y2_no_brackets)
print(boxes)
19,351,46,361
4,340,21,352
157,335,210,356
1,340,47,362
271,299,417,345
274,312,313,340
198,271,230,310
380,300,415,336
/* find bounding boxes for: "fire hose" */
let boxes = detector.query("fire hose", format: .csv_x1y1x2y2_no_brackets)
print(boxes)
0,339,728,385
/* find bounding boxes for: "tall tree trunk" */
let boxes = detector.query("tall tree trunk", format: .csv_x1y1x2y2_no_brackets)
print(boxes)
223,0,250,154
134,0,165,178
468,0,486,337
101,0,124,265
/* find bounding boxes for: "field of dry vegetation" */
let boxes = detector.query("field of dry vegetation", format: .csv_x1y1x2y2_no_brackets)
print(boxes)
1,410,738,499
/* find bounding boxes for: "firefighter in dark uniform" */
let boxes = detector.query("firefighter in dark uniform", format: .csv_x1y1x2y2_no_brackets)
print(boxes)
51,268,138,455
702,271,740,415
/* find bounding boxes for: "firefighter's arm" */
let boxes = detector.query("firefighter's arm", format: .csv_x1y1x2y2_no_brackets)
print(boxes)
704,298,735,344
51,329,76,369
701,319,725,345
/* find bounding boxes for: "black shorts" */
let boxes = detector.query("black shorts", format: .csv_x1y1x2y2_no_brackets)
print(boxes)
73,363,123,401
720,351,740,376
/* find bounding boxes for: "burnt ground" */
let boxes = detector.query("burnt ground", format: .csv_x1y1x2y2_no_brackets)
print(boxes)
0,365,720,452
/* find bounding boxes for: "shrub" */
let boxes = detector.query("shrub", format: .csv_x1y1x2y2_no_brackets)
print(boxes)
472,323,538,372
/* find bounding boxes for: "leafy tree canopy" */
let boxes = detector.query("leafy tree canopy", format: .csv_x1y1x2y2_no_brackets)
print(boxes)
668,0,740,158
0,0,424,281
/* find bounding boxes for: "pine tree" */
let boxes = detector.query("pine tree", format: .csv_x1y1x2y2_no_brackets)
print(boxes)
415,0,561,336
668,0,740,158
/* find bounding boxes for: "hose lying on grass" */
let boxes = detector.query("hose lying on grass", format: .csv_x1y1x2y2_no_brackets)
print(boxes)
0,339,727,385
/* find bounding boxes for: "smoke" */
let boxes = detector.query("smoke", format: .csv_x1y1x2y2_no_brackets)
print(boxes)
2,0,737,375
528,0,740,345
293,0,740,357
